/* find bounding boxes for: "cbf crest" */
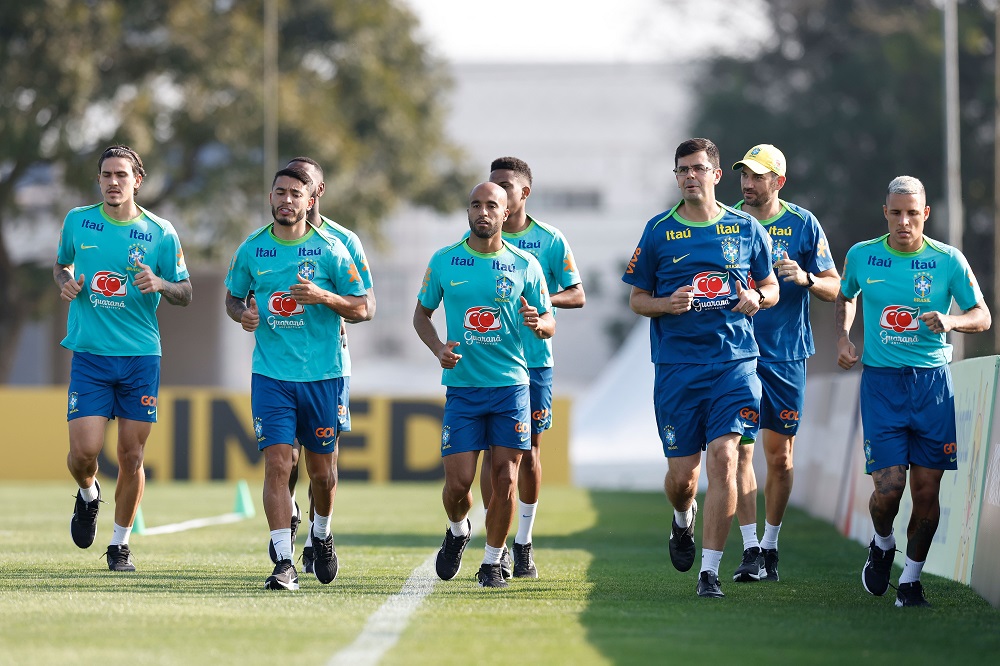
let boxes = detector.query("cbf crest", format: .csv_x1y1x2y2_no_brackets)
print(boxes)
298,260,317,281
721,237,740,265
663,425,677,451
914,272,933,299
441,425,452,451
771,239,789,265
496,275,514,301
253,417,264,442
128,244,146,267
68,392,79,414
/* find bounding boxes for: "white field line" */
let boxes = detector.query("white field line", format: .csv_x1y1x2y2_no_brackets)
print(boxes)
327,505,485,666
138,512,246,536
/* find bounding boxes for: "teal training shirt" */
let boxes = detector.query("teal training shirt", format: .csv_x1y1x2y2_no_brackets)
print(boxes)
226,225,366,382
319,215,374,377
841,235,982,368
418,239,551,387
56,203,189,356
463,216,581,368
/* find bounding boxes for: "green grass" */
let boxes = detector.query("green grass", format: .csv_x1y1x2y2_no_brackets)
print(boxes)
1,481,998,665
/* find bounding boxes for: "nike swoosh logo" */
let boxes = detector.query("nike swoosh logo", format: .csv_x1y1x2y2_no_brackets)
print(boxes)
450,280,468,286
147,409,156,415
257,269,272,275
784,423,795,429
866,278,885,284
741,422,754,429
950,456,957,463
321,440,333,447
673,254,690,263
80,244,98,250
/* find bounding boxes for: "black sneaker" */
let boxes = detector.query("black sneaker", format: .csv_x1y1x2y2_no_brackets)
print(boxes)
668,499,697,572
696,570,724,598
733,546,765,582
895,581,931,607
264,559,299,591
476,562,508,588
302,545,316,575
762,548,780,581
268,504,302,564
104,544,135,572
70,479,102,549
435,520,471,581
862,539,896,596
499,545,513,580
311,529,339,584
512,541,538,578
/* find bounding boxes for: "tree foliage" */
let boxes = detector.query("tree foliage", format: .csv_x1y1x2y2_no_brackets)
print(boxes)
0,0,473,380
682,0,996,350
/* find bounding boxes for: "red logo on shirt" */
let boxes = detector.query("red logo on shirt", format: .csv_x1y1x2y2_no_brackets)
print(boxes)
91,271,128,297
880,305,920,333
464,306,502,333
268,292,304,317
693,271,731,299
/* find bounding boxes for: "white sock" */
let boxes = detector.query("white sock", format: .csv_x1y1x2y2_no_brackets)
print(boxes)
270,528,293,562
305,518,314,547
674,505,693,529
515,500,537,545
449,517,470,537
761,521,781,550
110,522,132,546
899,557,925,584
873,528,895,551
79,482,99,503
313,513,331,539
739,524,759,551
290,494,298,517
483,544,504,565
700,548,723,576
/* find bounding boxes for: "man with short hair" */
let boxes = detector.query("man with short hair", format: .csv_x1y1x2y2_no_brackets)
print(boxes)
621,137,778,598
225,167,368,590
730,144,840,583
836,175,990,607
476,156,585,579
55,144,193,572
413,181,554,588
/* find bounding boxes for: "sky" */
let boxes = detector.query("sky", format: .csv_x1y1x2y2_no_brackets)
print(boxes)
403,0,772,64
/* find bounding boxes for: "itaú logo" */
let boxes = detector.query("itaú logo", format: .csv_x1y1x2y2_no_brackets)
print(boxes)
880,305,920,333
464,306,502,333
91,271,128,297
268,291,304,317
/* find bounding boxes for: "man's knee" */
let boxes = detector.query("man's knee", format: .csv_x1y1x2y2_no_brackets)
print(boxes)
872,466,907,504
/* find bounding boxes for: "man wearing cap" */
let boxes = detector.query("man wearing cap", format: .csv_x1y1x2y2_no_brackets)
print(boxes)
730,144,840,583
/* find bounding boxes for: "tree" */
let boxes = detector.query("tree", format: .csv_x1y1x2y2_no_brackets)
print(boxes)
0,0,472,381
674,0,996,354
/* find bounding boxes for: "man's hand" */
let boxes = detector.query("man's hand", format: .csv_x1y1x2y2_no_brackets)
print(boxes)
133,260,163,294
668,285,695,314
436,341,462,369
519,296,543,332
731,281,761,316
776,251,808,286
837,337,859,370
918,311,952,334
242,296,260,332
289,274,327,305
61,274,85,302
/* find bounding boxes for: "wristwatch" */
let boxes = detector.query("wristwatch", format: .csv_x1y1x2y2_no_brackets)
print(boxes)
805,273,815,288
753,286,766,306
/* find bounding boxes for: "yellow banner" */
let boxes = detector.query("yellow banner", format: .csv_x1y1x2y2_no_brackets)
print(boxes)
0,388,570,484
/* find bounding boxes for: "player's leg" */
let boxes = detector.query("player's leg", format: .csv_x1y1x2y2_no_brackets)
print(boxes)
302,445,339,584
733,439,762,582
511,368,550,578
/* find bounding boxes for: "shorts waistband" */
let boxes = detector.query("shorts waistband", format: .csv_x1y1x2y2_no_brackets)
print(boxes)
862,365,944,376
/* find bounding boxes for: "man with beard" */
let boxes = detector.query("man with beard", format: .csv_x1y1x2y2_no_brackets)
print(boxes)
55,144,192,573
225,167,367,590
730,144,840,583
413,182,554,588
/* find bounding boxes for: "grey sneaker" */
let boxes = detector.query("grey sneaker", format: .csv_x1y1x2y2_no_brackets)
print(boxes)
895,581,930,607
70,480,102,549
435,520,471,581
733,546,765,582
476,562,508,588
762,548,779,581
669,499,697,572
512,542,538,579
696,570,724,598
104,544,135,572
499,545,513,580
264,559,299,591
862,539,895,596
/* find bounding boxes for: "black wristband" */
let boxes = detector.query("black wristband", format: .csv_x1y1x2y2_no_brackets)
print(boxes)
754,286,765,306
805,272,815,288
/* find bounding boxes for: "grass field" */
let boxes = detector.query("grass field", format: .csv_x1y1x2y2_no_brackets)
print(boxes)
1,481,998,665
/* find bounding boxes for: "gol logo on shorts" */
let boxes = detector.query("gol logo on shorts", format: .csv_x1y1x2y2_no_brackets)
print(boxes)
315,427,337,438
739,407,759,423
514,422,530,434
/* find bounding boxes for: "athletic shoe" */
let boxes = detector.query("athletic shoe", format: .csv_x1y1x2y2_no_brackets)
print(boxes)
499,545,513,580
696,570,725,598
668,499,697,572
268,504,302,564
311,529,339,584
862,539,895,596
435,520,471,581
895,581,931,607
476,562,508,588
762,548,780,581
512,542,538,579
733,546,765,582
302,546,316,575
70,479,102,549
104,544,136,572
264,559,299,591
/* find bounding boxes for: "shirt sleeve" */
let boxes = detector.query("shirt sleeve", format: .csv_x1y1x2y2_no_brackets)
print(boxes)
418,252,444,310
342,231,374,290
524,254,552,315
749,220,775,282
156,224,190,282
328,243,367,297
805,214,837,274
56,216,75,266
621,222,656,291
552,232,582,290
225,243,252,299
840,245,861,299
949,249,983,311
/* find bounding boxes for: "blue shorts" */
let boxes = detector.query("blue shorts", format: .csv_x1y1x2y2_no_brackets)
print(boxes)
251,374,346,455
441,385,531,456
860,365,957,474
757,359,806,434
68,352,160,423
528,367,553,434
653,359,761,457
